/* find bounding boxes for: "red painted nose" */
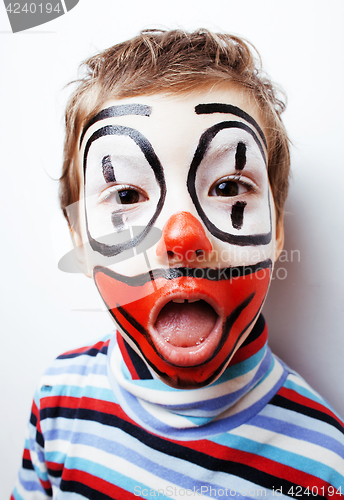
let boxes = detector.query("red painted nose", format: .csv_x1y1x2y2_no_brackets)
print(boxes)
156,212,213,260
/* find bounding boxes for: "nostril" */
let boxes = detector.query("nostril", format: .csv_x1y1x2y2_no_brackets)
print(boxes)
195,249,203,257
167,251,174,259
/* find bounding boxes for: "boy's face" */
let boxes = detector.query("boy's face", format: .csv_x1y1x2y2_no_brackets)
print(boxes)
76,87,283,389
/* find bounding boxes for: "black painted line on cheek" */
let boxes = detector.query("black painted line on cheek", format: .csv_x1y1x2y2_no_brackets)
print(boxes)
111,211,125,231
102,155,116,183
79,103,152,149
235,142,246,171
231,201,247,230
195,103,267,149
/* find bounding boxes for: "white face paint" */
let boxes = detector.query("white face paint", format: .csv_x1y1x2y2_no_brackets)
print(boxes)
75,87,282,389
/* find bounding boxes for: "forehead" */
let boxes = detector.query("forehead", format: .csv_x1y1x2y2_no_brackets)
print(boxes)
79,87,267,161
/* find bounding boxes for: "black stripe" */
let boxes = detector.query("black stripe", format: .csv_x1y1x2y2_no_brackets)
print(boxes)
122,338,153,380
22,458,34,471
270,395,344,435
60,479,116,500
30,410,37,427
195,103,267,149
240,312,265,347
47,467,63,478
79,103,151,148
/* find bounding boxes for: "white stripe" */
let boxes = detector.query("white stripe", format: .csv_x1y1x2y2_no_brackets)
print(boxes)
139,398,196,429
286,373,321,398
231,424,344,476
41,372,111,390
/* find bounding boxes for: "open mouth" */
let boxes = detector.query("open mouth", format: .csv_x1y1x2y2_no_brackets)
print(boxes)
155,299,218,347
150,295,222,367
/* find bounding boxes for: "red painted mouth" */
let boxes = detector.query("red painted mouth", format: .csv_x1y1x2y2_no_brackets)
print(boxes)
93,263,271,388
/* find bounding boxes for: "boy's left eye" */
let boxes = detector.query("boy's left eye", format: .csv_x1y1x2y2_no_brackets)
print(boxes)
209,179,252,197
117,189,141,204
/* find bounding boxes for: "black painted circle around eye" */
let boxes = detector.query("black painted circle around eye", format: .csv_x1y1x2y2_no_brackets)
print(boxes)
84,125,166,257
187,121,272,247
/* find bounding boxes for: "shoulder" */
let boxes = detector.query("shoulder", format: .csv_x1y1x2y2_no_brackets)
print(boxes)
242,361,344,489
271,367,344,435
35,333,114,408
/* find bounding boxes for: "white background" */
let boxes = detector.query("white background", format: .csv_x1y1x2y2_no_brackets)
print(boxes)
1,0,343,497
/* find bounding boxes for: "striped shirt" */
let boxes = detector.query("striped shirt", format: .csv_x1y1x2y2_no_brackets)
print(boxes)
12,316,344,499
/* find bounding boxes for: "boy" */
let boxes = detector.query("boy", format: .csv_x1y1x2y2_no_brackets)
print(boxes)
12,29,344,499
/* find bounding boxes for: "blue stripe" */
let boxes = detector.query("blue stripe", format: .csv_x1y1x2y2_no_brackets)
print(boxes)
45,361,108,377
213,343,268,384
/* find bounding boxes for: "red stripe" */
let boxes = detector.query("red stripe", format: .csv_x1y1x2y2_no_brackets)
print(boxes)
31,399,43,435
174,438,335,494
61,339,110,357
62,468,138,499
278,387,343,426
231,322,268,364
23,448,32,461
46,460,64,472
40,395,139,426
39,478,52,491
117,332,140,380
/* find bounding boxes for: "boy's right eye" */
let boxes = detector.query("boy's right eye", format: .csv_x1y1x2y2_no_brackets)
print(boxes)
116,189,142,204
99,185,148,205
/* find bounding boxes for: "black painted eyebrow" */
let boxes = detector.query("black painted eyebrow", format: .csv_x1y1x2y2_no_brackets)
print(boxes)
79,104,152,149
195,103,267,149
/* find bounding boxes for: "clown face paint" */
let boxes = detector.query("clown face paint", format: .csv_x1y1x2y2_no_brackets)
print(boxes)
77,88,280,389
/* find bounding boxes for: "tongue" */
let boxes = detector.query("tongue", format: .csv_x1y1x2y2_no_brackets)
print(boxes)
155,300,218,347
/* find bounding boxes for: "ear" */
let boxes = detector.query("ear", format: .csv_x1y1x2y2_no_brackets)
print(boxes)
70,228,92,278
274,216,284,263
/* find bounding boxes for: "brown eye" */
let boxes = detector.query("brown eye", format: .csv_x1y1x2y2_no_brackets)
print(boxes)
116,189,140,204
213,181,239,197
